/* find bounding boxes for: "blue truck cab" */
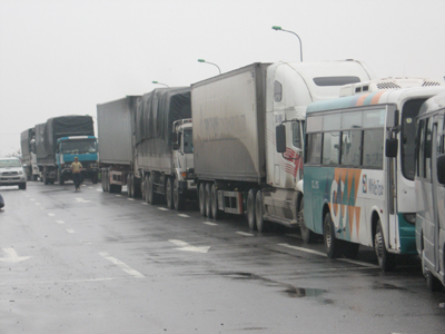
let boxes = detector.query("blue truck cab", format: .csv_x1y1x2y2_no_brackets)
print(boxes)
56,136,99,184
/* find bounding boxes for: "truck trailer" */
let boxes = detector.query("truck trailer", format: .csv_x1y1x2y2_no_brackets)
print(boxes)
20,127,39,180
191,60,373,232
35,115,99,185
136,87,196,210
97,96,142,196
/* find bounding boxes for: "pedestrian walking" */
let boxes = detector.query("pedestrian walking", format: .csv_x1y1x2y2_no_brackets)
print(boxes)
71,156,83,191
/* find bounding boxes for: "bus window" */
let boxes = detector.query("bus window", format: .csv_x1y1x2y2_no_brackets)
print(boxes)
341,129,362,166
306,133,322,164
363,128,384,169
322,132,340,165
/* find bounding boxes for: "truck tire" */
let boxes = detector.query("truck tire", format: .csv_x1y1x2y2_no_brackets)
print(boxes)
198,183,206,216
166,177,174,209
247,189,256,231
173,178,185,211
101,170,107,192
255,190,265,233
143,175,149,203
210,184,219,219
91,173,98,184
205,183,212,218
127,174,134,198
147,174,158,205
58,170,64,185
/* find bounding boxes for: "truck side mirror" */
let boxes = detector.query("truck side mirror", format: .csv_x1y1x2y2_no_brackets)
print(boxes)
276,124,286,153
437,154,445,184
385,138,398,158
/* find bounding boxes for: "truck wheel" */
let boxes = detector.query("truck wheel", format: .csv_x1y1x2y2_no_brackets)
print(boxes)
210,184,219,219
58,171,64,185
127,174,134,198
205,183,212,218
147,174,158,205
374,220,396,271
255,190,265,233
91,173,98,184
166,177,174,209
143,175,149,202
173,178,185,211
101,170,107,192
298,199,315,244
324,212,341,258
247,189,256,231
198,183,206,216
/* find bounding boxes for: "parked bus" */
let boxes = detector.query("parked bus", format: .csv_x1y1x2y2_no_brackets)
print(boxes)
303,87,445,271
415,92,445,290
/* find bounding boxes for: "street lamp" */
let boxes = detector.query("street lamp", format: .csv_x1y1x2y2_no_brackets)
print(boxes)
272,25,303,62
197,59,221,74
152,80,169,87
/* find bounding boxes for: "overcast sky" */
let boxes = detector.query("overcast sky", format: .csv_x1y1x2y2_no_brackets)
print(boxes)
1,0,444,156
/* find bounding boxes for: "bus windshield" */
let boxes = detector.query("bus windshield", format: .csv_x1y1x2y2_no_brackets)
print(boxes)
401,99,426,180
61,139,97,155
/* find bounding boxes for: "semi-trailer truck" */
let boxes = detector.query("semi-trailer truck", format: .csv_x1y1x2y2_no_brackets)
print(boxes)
191,60,373,232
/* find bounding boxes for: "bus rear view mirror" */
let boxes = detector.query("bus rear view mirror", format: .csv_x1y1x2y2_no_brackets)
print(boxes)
385,138,398,158
437,154,445,184
276,124,286,153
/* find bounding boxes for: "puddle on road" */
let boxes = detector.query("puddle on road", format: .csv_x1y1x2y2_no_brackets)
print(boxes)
219,271,327,299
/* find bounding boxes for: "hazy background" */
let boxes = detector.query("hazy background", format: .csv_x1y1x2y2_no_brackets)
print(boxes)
1,0,444,156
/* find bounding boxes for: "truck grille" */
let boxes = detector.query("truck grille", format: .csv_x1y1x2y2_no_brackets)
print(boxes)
2,171,18,176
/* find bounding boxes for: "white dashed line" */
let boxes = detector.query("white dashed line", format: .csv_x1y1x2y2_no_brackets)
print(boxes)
203,221,218,226
55,220,65,225
127,198,135,201
66,229,75,234
99,252,145,279
158,207,168,211
48,213,56,217
236,231,254,237
177,214,190,218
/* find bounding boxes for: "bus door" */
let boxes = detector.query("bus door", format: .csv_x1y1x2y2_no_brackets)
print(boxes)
386,107,398,251
431,115,443,271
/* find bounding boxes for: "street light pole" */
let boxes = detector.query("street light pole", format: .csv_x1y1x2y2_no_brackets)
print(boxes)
197,59,222,74
152,80,169,87
272,25,303,62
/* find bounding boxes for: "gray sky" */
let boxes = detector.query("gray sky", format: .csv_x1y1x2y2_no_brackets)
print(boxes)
1,0,444,156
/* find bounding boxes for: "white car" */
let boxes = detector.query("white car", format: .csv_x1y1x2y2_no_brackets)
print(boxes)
0,158,27,190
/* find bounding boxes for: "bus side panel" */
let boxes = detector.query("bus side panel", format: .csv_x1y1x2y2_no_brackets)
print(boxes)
304,166,335,235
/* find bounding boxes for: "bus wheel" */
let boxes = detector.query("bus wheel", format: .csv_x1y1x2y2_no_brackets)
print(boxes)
374,221,396,271
198,183,206,217
422,248,442,291
247,189,257,231
255,190,265,233
323,212,340,258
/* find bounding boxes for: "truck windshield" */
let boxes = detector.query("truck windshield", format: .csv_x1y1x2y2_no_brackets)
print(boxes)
0,159,21,168
183,129,193,154
61,139,97,155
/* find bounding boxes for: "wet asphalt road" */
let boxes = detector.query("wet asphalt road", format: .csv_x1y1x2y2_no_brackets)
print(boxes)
0,181,444,334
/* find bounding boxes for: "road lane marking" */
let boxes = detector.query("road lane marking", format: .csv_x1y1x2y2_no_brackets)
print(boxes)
48,213,56,217
115,195,122,197
169,239,210,254
99,252,145,279
141,202,148,206
75,197,90,203
66,228,75,234
96,189,102,192
203,221,218,226
278,243,327,257
236,231,254,237
56,220,65,225
277,243,378,268
127,198,135,201
177,214,190,218
0,248,31,263
158,207,168,211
